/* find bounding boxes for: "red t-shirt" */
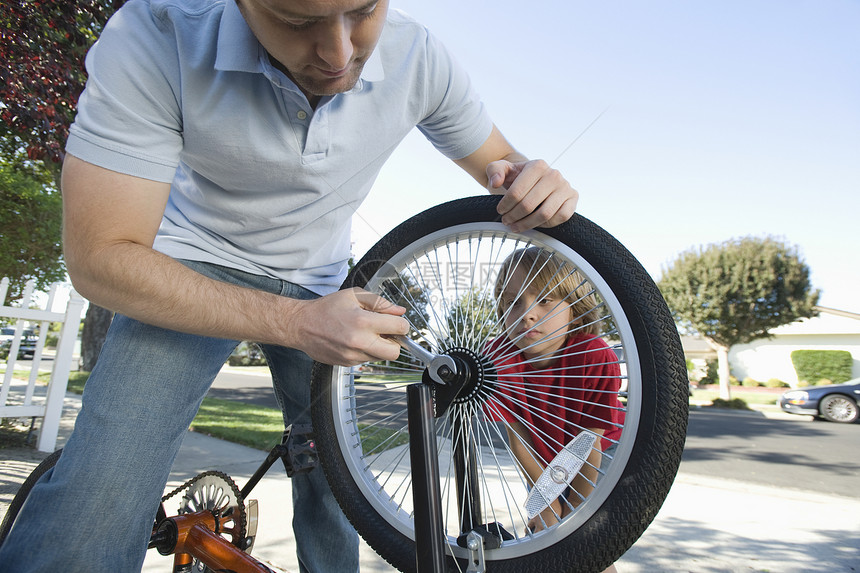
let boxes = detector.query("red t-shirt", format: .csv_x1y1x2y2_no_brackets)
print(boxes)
484,334,625,464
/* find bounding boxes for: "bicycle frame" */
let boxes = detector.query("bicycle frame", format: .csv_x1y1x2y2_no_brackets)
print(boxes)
151,509,277,573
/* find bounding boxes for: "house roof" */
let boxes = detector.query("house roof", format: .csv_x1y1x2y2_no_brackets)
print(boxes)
680,335,717,357
815,306,860,320
769,306,860,336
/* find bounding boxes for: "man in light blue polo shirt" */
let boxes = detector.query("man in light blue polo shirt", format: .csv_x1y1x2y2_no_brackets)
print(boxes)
0,0,579,571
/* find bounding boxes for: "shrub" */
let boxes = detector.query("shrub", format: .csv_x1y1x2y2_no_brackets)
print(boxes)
791,350,852,385
227,342,267,367
711,398,750,410
700,359,718,385
765,378,788,388
227,354,268,367
741,377,761,387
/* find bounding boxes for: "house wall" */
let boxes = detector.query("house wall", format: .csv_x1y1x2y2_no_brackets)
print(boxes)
729,308,860,386
731,334,860,386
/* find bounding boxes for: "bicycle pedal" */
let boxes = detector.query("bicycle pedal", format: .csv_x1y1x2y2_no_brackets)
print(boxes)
281,423,319,477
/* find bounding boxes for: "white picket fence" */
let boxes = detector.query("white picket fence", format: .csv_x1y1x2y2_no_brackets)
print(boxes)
1,277,85,452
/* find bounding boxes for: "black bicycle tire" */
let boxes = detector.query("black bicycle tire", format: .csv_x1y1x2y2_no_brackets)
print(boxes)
311,195,688,572
0,448,63,546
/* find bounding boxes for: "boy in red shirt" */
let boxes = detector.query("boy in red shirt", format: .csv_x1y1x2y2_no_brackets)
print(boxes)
486,247,625,548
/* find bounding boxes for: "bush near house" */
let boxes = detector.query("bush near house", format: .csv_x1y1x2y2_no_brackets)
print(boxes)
711,398,751,410
790,349,853,385
700,359,718,385
738,377,789,388
227,342,268,367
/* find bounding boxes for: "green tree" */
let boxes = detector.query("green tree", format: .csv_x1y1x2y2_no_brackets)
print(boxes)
0,159,64,304
373,272,431,367
2,0,123,364
380,272,431,339
445,288,500,349
658,236,819,399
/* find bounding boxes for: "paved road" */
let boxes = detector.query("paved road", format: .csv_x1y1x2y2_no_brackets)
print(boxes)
210,368,860,495
683,406,859,497
207,367,278,405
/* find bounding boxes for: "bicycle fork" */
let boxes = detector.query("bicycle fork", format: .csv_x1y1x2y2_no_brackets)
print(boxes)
398,335,503,573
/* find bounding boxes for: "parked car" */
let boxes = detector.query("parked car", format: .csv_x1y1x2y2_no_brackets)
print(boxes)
0,328,38,360
0,327,15,344
16,334,39,359
779,379,860,423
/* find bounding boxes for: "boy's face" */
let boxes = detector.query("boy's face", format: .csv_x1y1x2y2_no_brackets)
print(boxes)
500,267,573,363
237,0,388,105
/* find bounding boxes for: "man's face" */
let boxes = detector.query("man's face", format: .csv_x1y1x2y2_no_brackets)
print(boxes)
237,0,389,105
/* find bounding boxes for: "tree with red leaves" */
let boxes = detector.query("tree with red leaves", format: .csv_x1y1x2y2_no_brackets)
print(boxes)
1,0,123,179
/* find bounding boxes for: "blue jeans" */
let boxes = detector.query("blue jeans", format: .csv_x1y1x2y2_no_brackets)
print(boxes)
0,261,359,573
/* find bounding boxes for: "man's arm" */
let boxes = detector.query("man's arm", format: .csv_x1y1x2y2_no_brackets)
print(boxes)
453,125,579,232
62,155,408,365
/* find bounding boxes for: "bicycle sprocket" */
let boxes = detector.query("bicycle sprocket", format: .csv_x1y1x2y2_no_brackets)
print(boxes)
163,471,248,571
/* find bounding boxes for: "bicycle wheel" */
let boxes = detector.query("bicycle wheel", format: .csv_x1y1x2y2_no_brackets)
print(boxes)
0,448,62,545
311,195,688,572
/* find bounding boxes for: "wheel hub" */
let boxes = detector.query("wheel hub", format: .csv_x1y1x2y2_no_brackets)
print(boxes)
427,347,497,417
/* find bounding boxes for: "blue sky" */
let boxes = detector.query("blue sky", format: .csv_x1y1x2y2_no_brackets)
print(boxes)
353,0,860,312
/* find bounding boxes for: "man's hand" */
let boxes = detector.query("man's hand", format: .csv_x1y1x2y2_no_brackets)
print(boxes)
288,288,410,366
453,125,579,232
487,158,578,233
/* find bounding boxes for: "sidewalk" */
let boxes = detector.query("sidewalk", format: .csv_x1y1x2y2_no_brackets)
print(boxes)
2,392,859,572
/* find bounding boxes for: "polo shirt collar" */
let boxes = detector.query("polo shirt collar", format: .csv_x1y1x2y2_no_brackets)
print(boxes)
215,0,259,73
215,0,385,84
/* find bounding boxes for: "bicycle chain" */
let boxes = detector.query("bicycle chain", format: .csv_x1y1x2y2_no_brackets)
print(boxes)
160,470,248,544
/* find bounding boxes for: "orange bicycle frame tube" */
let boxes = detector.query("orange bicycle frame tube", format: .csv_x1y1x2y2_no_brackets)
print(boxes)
159,511,277,573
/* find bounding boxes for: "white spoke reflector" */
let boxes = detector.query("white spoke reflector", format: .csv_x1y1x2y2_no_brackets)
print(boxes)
524,431,597,519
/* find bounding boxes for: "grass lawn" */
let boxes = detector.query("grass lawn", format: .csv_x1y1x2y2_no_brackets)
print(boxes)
1,369,287,451
13,370,410,453
189,397,285,451
71,371,286,451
